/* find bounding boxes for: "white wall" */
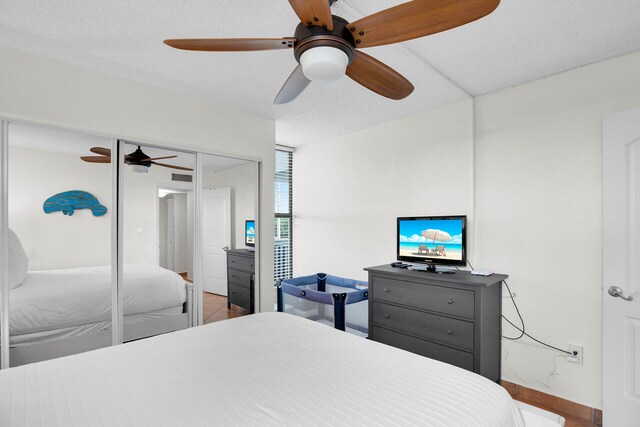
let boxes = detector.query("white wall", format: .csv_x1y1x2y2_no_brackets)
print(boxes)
8,146,112,270
203,162,256,250
0,44,275,310
293,50,640,408
293,100,473,280
475,50,640,409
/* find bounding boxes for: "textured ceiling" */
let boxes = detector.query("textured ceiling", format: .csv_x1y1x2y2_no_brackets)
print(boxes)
1,1,639,147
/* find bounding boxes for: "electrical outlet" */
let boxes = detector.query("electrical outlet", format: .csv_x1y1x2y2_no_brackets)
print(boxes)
567,345,583,364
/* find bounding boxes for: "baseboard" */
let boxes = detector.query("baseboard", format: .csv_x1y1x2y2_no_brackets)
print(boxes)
501,380,602,426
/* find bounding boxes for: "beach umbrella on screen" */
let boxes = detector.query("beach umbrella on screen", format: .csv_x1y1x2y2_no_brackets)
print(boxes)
422,229,452,250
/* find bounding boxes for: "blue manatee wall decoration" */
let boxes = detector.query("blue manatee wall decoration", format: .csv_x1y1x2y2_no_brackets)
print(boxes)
43,191,107,217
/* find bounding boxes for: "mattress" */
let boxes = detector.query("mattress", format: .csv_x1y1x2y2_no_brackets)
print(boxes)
7,264,186,337
0,313,525,426
9,307,184,346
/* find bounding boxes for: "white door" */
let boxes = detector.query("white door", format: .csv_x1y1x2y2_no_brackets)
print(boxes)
603,106,640,426
165,197,175,272
202,188,231,295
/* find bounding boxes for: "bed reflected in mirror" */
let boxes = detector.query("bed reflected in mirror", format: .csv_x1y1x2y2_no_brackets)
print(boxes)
7,122,114,367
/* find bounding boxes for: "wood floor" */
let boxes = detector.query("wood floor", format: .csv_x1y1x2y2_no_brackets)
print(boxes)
514,398,599,427
502,380,601,426
203,292,249,324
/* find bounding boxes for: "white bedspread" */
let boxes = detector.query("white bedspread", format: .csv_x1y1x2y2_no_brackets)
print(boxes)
7,264,186,336
0,313,525,426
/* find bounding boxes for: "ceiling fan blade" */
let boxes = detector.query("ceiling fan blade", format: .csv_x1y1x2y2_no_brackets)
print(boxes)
150,161,194,171
145,155,178,161
90,147,111,156
164,38,296,52
348,0,500,48
274,65,311,105
81,156,112,163
288,0,333,31
345,51,414,100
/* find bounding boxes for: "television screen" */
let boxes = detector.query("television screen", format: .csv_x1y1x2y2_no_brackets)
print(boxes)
245,220,255,247
397,216,466,266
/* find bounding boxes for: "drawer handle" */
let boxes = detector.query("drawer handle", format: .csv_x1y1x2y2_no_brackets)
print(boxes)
231,291,236,295
446,299,453,304
384,314,390,319
384,288,390,293
447,329,453,335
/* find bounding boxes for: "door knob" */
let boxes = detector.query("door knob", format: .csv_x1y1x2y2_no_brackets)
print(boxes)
608,286,634,301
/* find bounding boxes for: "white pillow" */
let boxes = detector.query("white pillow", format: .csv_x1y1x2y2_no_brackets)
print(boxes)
8,229,29,289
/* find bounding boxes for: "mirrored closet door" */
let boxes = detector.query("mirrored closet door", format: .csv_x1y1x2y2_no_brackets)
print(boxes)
6,122,113,367
0,121,262,368
200,153,257,325
120,141,195,342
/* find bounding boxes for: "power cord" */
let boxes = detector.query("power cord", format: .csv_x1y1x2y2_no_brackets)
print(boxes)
466,260,573,356
500,279,525,341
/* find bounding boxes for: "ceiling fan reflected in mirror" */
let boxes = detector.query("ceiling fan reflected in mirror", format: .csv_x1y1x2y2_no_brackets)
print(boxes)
164,0,500,104
81,146,193,173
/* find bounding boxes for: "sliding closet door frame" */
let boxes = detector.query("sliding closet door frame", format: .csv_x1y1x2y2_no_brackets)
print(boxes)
0,121,9,369
112,139,124,345
194,153,203,326
253,161,261,314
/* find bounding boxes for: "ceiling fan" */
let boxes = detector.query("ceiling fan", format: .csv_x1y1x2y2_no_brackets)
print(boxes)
164,0,500,104
81,146,193,173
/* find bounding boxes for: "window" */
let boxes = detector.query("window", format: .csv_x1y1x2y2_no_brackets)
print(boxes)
274,149,292,282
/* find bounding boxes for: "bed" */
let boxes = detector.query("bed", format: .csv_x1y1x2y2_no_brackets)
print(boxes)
0,312,526,426
6,263,193,367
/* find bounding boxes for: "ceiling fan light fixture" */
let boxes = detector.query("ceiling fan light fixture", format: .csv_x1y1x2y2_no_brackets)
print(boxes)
130,164,149,174
299,46,349,83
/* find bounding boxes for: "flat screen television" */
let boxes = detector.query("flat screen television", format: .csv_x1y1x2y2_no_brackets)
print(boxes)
397,215,466,271
245,220,255,247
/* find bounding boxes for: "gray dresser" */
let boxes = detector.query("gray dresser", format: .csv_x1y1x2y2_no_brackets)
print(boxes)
226,249,255,314
364,265,506,382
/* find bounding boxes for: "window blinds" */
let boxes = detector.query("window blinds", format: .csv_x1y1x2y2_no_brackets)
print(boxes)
274,150,293,282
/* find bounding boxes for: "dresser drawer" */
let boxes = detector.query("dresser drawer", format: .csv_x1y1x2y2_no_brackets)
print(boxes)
228,269,252,288
372,326,474,371
372,276,474,319
372,301,474,350
227,254,254,272
228,283,250,309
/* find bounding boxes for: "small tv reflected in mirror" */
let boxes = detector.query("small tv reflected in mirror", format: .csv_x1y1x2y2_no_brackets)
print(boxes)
245,220,255,247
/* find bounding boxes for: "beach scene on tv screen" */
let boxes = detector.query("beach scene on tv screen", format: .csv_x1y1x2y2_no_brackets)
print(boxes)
399,219,463,261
